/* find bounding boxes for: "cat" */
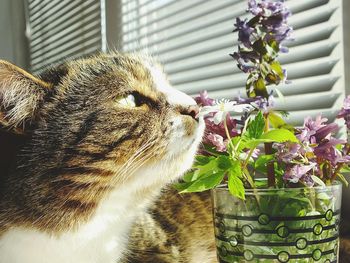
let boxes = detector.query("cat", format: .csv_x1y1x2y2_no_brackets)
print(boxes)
121,188,217,263
0,53,205,263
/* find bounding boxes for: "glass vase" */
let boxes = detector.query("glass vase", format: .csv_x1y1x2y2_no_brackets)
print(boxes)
211,182,342,263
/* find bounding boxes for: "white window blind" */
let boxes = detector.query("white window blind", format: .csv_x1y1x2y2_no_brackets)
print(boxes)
122,0,346,125
26,0,106,73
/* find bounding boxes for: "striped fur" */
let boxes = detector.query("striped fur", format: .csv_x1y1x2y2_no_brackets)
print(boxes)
0,53,204,262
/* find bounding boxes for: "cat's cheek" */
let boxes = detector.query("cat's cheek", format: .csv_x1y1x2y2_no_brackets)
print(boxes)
166,115,204,156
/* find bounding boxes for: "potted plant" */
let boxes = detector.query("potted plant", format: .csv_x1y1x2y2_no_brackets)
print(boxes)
175,0,348,262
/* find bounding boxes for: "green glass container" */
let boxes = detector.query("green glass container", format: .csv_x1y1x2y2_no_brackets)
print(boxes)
212,182,342,263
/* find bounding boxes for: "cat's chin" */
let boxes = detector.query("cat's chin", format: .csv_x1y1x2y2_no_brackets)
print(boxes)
142,117,205,186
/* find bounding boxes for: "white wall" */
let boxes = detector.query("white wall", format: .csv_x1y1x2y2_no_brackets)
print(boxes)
0,0,29,69
344,0,350,92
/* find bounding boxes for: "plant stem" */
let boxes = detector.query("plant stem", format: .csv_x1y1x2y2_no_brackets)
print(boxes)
265,143,276,187
223,114,235,154
264,113,276,187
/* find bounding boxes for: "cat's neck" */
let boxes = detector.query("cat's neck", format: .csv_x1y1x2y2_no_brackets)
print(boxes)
0,177,163,263
1,160,163,236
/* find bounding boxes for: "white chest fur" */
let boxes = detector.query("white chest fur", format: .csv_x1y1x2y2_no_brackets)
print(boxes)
0,186,152,263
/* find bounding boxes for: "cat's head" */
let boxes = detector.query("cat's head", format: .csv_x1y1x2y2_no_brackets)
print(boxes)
0,53,204,192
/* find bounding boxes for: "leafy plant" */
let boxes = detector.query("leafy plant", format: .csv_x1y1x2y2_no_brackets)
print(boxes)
177,0,349,199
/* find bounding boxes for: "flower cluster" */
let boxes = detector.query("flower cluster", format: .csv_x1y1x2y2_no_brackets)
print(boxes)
231,0,293,98
177,0,349,198
196,91,274,153
187,90,350,194
276,115,350,186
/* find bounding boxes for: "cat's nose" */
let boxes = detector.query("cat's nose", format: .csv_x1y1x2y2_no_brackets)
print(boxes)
181,105,199,121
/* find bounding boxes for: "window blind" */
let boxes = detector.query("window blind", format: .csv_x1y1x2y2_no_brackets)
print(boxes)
122,0,346,126
26,0,106,74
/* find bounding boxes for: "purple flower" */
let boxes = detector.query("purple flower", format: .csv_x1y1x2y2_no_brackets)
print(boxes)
232,0,293,99
231,48,260,63
205,117,239,139
314,123,339,142
283,163,316,186
297,115,328,143
248,0,291,21
276,142,301,162
337,95,350,129
314,138,349,166
234,18,254,48
195,91,214,106
304,115,327,131
252,95,275,113
205,133,226,152
248,0,260,15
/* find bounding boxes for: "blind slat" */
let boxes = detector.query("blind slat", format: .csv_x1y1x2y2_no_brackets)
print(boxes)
30,27,101,64
30,0,98,41
31,30,101,65
27,0,103,73
32,38,102,72
123,0,244,45
168,39,338,85
173,57,339,94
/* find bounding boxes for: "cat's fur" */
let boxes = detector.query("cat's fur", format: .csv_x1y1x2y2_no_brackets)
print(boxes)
0,53,204,263
122,188,216,263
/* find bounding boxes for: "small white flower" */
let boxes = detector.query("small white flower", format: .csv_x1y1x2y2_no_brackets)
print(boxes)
199,99,253,124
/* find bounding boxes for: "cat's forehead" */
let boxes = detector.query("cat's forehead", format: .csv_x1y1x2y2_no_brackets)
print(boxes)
142,61,196,107
103,53,196,107
49,54,196,108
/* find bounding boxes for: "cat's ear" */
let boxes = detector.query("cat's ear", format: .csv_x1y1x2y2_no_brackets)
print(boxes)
0,60,52,133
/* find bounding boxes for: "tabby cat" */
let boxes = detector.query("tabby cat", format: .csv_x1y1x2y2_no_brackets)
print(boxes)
0,53,204,263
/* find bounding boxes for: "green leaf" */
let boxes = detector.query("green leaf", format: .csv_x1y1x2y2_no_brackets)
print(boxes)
229,160,243,178
253,77,268,98
265,44,277,59
254,179,268,188
228,168,245,200
247,15,260,27
195,155,214,166
183,171,195,183
202,144,223,156
190,158,219,183
336,172,349,187
252,38,267,55
179,170,225,193
173,181,193,192
268,112,286,129
340,165,350,173
270,61,284,80
269,40,280,53
265,73,278,84
246,76,256,98
311,175,326,187
260,62,270,78
246,129,298,148
254,154,274,170
247,111,265,139
260,129,298,143
231,136,246,153
216,155,232,171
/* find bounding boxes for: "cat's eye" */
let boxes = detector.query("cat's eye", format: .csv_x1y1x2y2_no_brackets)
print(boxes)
116,94,136,108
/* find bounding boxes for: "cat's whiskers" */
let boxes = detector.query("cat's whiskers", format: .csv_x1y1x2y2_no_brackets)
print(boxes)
119,148,159,184
115,139,158,184
114,138,154,176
